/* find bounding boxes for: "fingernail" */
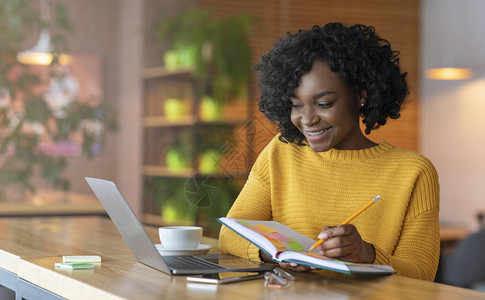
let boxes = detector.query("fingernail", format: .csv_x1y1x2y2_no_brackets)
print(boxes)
318,233,328,240
290,263,297,267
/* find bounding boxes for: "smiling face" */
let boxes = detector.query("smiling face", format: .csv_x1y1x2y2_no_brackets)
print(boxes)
290,60,373,152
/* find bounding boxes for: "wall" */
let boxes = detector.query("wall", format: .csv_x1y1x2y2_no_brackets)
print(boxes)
50,0,120,193
51,0,144,213
117,0,144,213
420,0,485,228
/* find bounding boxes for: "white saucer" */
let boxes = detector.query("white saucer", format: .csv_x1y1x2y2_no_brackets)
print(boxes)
155,244,211,256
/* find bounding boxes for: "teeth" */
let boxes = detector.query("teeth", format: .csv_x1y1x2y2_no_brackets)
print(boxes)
307,129,326,136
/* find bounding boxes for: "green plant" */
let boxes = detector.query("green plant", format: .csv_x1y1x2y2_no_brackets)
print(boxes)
149,178,198,223
164,129,193,169
158,7,254,105
0,1,116,198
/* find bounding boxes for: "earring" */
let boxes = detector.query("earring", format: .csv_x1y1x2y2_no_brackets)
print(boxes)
360,102,365,107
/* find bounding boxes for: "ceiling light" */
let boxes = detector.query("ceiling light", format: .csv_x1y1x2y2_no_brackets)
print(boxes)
16,0,72,66
426,68,473,80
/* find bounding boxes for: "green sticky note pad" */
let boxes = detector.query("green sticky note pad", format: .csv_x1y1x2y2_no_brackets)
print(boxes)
55,262,94,270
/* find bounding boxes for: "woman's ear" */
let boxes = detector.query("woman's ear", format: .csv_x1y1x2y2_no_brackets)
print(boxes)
358,90,367,108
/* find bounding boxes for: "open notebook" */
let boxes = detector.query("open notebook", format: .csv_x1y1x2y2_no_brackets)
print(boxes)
218,217,395,275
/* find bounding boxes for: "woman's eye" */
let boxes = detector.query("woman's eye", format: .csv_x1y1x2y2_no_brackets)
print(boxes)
291,103,302,109
317,102,333,109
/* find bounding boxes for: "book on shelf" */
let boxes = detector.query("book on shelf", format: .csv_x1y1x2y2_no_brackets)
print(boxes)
218,217,395,275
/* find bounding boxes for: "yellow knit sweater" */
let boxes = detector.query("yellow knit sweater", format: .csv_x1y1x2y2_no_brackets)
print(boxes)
219,135,440,281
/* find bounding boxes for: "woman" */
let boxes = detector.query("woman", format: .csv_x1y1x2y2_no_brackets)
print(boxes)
219,23,439,281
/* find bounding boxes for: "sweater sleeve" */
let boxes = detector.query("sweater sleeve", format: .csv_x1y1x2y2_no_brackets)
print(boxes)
219,145,273,262
373,160,440,281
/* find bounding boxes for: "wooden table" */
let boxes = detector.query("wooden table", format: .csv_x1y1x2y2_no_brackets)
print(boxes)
1,217,484,300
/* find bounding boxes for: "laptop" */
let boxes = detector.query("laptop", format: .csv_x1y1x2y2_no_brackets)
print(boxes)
85,177,274,275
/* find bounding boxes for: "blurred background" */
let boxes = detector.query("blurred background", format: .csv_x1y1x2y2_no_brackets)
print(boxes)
1,0,484,290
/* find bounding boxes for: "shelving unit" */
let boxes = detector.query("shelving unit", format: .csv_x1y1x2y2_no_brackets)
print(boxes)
143,116,197,127
141,66,254,235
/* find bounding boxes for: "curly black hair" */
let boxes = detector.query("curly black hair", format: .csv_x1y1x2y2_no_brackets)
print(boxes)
253,23,408,144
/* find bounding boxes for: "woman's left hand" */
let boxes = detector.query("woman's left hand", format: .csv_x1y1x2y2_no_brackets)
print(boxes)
317,224,375,263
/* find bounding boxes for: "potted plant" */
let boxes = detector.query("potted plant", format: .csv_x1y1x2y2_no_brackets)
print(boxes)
158,8,254,120
163,96,187,121
196,124,234,174
0,1,116,200
164,129,193,172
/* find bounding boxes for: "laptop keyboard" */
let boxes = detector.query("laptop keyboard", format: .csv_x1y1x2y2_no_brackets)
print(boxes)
162,255,228,270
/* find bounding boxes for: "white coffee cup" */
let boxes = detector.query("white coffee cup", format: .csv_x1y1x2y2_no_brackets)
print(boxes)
159,226,202,250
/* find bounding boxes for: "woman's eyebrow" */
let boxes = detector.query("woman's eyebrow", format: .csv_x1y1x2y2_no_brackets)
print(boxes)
313,90,336,99
290,90,336,100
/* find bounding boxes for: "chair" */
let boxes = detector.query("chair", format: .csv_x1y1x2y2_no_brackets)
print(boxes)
442,213,485,289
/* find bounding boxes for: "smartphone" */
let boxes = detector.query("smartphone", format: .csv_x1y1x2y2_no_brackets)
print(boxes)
186,272,264,284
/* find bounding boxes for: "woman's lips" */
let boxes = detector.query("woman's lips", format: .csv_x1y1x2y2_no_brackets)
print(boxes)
304,127,333,141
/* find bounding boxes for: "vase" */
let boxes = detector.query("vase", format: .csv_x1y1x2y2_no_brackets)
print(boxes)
163,51,179,71
165,148,187,172
200,96,222,121
164,98,185,121
198,150,221,174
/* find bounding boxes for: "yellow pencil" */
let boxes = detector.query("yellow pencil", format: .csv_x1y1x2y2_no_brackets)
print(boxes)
307,195,381,252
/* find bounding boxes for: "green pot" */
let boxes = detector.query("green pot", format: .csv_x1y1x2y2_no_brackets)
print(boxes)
177,46,197,68
200,96,222,121
163,51,179,71
165,148,187,172
199,150,221,174
164,98,185,121
163,47,196,71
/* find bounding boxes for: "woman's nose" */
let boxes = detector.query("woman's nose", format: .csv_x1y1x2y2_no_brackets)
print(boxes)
301,107,320,126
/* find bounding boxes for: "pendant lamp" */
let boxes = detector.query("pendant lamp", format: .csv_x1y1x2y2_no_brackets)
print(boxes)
425,26,473,80
426,68,473,80
17,0,72,66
